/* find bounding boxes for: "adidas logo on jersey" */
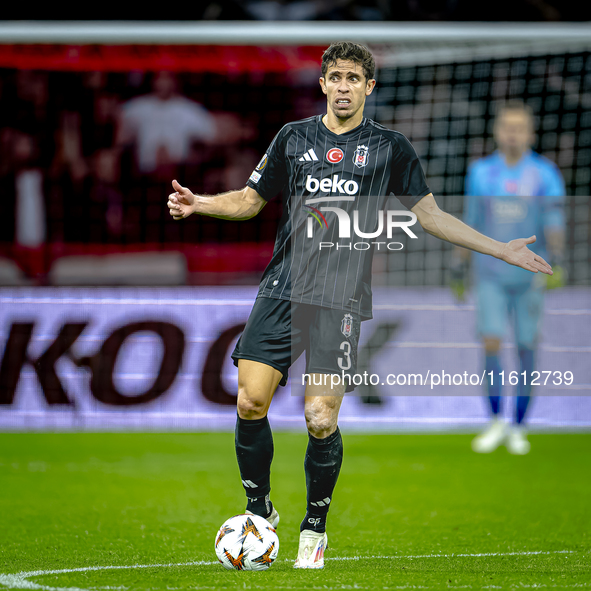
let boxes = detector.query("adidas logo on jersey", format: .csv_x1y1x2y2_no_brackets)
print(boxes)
299,149,319,162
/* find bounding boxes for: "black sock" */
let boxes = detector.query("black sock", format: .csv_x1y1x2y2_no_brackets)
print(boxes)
235,415,274,517
301,427,343,533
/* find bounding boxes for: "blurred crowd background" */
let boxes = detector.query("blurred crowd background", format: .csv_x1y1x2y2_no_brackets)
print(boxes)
8,0,590,22
0,13,590,287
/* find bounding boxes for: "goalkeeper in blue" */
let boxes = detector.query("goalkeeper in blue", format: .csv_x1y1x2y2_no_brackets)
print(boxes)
452,100,566,454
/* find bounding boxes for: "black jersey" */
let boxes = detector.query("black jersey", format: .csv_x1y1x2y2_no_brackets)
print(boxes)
246,114,430,319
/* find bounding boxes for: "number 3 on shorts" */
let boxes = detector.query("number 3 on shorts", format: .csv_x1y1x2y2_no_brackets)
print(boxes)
338,341,351,370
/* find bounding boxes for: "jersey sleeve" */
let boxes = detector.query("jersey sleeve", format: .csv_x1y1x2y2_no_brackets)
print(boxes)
543,170,567,230
463,162,484,229
464,160,480,197
387,134,431,210
536,159,566,230
542,162,566,197
246,126,290,202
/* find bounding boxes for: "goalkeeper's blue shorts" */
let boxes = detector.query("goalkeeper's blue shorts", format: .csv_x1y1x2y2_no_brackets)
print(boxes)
476,279,544,349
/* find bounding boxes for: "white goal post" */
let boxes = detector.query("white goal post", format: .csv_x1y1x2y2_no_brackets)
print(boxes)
0,21,590,66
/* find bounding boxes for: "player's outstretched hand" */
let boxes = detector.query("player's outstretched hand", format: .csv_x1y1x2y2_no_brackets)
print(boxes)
498,235,553,275
168,180,196,220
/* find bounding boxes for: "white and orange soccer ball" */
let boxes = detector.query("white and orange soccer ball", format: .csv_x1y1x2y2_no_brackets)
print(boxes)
214,514,279,571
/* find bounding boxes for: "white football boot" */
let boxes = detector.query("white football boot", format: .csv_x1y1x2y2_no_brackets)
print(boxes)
293,530,328,569
245,507,280,529
505,424,531,455
471,418,507,453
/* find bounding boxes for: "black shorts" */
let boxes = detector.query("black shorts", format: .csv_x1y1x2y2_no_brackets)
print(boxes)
231,296,361,392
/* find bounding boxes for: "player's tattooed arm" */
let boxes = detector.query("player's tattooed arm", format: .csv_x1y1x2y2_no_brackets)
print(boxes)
412,194,554,275
167,180,266,221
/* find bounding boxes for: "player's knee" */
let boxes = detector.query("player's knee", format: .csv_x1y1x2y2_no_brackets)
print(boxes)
236,387,268,420
305,406,338,439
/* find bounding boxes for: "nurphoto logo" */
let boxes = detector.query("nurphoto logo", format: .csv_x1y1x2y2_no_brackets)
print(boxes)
304,203,418,251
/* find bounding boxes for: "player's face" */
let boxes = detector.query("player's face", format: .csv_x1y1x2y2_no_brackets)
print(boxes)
494,110,535,155
320,60,376,121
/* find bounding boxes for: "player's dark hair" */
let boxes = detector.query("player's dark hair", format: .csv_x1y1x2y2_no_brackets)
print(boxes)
321,42,375,82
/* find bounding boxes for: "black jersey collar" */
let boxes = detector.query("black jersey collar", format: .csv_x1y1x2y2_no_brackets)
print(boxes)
317,114,368,142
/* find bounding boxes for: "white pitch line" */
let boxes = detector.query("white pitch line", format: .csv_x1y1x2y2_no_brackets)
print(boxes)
0,551,578,591
326,549,576,560
0,562,217,591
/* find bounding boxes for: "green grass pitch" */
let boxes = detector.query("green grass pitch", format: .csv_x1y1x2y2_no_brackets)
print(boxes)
0,431,589,590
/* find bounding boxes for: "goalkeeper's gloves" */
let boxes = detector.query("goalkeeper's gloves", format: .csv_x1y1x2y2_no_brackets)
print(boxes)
546,265,567,290
449,256,469,302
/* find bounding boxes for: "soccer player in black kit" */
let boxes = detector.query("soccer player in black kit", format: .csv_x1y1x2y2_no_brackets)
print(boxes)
167,42,553,568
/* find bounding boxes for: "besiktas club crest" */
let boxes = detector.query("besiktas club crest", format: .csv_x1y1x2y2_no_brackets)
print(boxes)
341,313,354,338
353,145,370,168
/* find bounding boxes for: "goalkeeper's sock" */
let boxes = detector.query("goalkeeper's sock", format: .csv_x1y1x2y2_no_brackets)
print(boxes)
235,415,274,518
301,427,343,534
485,354,503,416
515,396,531,425
516,347,535,424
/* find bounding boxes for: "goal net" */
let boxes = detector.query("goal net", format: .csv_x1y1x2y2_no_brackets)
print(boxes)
368,36,591,288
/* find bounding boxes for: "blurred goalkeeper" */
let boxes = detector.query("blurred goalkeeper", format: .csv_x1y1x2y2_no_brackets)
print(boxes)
452,100,566,455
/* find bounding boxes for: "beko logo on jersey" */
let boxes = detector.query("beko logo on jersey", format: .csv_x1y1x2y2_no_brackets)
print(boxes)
305,174,359,195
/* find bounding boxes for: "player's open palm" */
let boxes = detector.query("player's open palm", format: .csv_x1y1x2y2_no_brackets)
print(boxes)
499,235,553,275
168,180,196,220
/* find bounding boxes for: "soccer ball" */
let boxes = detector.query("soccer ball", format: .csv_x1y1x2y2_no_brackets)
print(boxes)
215,513,279,571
